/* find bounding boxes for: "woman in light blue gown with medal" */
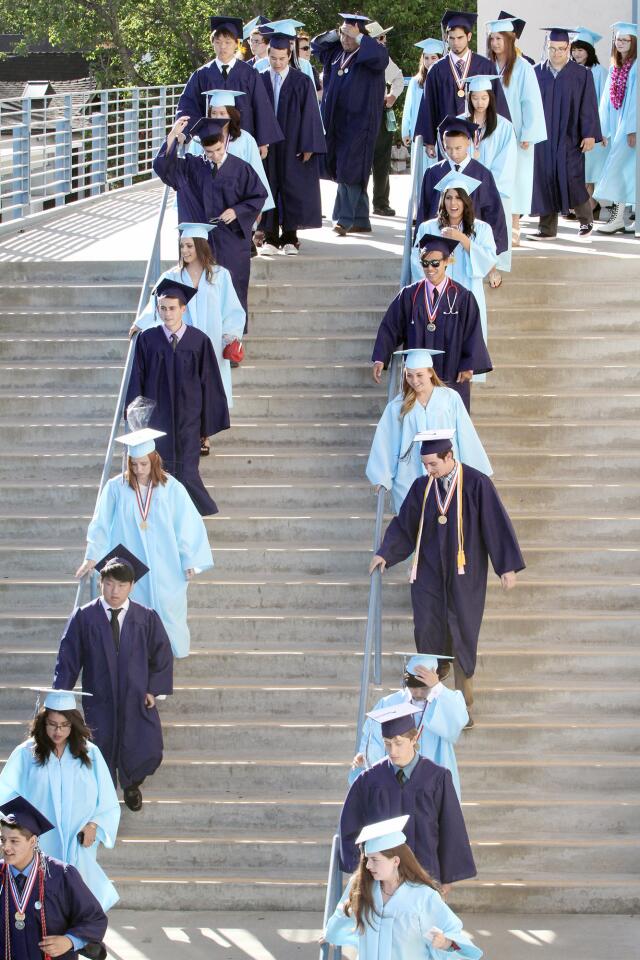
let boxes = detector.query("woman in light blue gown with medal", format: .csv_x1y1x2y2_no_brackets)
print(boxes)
322,816,482,960
366,348,492,514
412,170,497,368
571,28,610,208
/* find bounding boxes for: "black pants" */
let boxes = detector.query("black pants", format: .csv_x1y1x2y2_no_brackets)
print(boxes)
263,206,298,247
372,113,393,211
539,199,592,236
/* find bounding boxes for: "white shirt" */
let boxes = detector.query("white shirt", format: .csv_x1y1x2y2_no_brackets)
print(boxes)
215,57,236,73
449,49,471,67
271,66,290,84
100,597,130,628
385,56,404,99
449,155,471,172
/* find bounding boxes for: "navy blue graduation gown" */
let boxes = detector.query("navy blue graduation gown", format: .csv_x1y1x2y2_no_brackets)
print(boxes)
531,60,602,216
371,278,492,411
126,325,229,516
260,68,327,230
378,466,525,676
153,144,267,314
0,855,107,960
416,157,508,255
54,598,173,789
176,58,283,147
339,756,476,884
312,32,388,187
415,53,511,147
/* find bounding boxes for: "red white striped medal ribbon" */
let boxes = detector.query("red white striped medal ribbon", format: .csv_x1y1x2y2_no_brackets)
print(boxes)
8,862,38,928
449,52,472,97
422,277,449,331
434,463,460,524
135,482,153,530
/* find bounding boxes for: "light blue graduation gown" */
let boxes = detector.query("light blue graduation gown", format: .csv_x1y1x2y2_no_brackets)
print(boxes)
499,56,547,215
0,740,120,911
324,879,483,960
188,129,275,211
402,77,439,177
366,387,492,514
84,474,213,658
412,217,497,378
350,687,468,798
585,64,610,183
136,264,245,406
595,62,637,205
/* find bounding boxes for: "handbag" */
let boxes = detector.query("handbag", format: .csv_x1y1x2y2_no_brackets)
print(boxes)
222,339,245,363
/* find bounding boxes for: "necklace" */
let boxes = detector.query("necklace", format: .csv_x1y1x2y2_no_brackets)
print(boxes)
134,480,154,530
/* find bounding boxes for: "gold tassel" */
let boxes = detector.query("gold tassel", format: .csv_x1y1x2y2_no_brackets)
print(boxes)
457,463,465,575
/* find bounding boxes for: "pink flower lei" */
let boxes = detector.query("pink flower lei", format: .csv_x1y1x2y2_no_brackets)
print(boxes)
610,57,633,110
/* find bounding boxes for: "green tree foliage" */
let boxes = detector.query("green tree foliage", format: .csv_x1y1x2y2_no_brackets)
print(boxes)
0,0,475,87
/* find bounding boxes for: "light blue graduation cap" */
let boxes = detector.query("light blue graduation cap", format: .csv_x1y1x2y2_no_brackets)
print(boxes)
465,73,500,93
406,653,454,674
611,22,638,38
571,26,603,46
356,815,410,854
243,15,269,40
486,18,516,34
29,687,93,712
434,169,482,196
201,88,245,108
415,38,445,55
394,348,444,369
265,18,305,36
178,222,217,240
115,427,166,459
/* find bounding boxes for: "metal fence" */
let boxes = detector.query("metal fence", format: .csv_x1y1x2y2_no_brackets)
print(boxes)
0,84,182,221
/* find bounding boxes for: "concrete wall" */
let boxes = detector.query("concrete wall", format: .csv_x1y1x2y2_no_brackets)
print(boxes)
477,1,637,63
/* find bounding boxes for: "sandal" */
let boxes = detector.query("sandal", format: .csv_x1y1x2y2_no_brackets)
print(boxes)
488,269,502,289
200,438,210,456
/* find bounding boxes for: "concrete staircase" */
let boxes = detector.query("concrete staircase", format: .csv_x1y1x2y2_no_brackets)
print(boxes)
0,246,639,916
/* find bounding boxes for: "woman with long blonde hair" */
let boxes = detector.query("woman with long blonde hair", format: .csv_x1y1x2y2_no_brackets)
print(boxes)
366,349,491,514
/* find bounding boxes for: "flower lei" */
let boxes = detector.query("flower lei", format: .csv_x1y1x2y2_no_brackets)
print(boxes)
610,58,633,110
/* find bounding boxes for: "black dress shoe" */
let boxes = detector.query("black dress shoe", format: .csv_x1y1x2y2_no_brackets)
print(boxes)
346,225,372,233
528,231,556,240
124,785,143,811
373,207,396,216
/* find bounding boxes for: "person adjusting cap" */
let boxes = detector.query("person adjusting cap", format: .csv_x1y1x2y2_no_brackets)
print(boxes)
153,276,198,305
0,795,55,836
418,232,460,256
438,114,479,139
189,116,228,142
178,221,217,240
201,88,245,108
406,653,454,674
339,13,371,26
434,169,482,195
355,815,410,853
95,543,150,583
209,15,243,38
414,428,456,455
367,701,422,738
441,10,478,32
115,427,166,459
415,38,445,55
394,348,445,368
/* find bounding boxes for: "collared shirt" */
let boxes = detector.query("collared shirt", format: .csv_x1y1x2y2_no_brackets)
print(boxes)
392,752,420,781
449,155,470,173
100,596,130,629
425,276,448,300
215,57,236,73
450,49,471,68
162,323,187,343
385,56,404,99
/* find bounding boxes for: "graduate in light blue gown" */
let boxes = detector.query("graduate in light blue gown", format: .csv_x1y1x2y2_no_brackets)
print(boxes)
323,816,483,960
135,223,245,407
571,29,611,189
187,89,275,211
596,22,638,232
460,74,516,276
79,428,213,658
486,19,547,230
366,348,492,513
402,40,445,178
0,689,121,911
350,655,468,798
412,171,497,369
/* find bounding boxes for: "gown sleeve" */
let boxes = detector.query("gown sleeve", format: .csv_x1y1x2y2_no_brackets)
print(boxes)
579,68,603,142
467,220,497,279
418,888,483,959
401,78,418,140
199,333,230,437
365,397,403,491
0,742,28,804
436,768,477,883
338,775,366,872
518,61,547,144
53,608,84,690
323,881,360,948
425,688,468,744
377,477,425,567
296,74,328,154
371,287,412,366
451,391,492,476
624,65,637,136
230,164,269,238
237,131,275,210
170,479,214,574
598,70,612,138
89,744,121,849
61,864,108,947
85,481,116,563
153,140,190,191
477,476,526,576
125,332,147,412
147,611,174,697
217,267,246,341
459,290,492,375
484,119,518,198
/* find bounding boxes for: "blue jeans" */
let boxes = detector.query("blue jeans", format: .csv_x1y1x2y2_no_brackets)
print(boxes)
333,183,371,229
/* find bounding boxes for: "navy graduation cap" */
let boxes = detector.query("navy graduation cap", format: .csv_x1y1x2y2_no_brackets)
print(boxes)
210,16,243,38
0,795,54,837
95,543,150,583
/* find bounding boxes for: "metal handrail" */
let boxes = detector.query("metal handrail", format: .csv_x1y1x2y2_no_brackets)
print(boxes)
400,135,424,287
319,834,343,960
73,182,171,609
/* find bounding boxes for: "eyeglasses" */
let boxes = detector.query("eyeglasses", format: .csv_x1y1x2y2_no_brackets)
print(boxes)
421,258,444,268
299,44,310,50
46,720,72,731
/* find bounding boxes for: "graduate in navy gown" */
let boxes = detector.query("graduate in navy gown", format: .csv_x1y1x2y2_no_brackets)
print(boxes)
0,796,107,960
176,16,282,150
415,10,510,158
416,115,509,255
125,280,229,517
259,26,327,254
153,118,268,313
339,703,476,884
371,234,491,412
370,431,525,718
54,547,173,812
530,28,602,238
312,13,388,233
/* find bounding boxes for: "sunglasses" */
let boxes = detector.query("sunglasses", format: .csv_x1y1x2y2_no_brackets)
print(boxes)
299,44,310,50
421,258,444,268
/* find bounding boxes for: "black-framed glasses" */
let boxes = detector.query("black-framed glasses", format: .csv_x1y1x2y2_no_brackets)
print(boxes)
421,258,444,268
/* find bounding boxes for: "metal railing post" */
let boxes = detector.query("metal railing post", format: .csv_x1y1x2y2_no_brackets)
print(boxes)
318,833,343,960
11,122,30,219
90,112,108,196
400,135,423,287
52,99,72,204
124,88,139,185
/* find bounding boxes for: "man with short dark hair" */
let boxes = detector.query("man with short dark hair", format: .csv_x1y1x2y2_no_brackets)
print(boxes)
53,546,174,812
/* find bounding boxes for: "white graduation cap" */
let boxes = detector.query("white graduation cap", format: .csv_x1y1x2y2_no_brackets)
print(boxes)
611,21,638,38
356,815,410,854
393,348,444,370
177,221,217,240
433,170,482,196
406,653,454,674
367,701,422,738
115,427,165,459
28,687,93,713
414,429,456,455
486,18,516,34
415,38,445,55
201,88,246,108
265,18,305,37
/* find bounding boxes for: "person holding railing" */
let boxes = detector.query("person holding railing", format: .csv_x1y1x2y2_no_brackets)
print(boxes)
323,815,482,959
350,654,468,797
55,547,173,814
367,348,491,514
369,430,524,721
74,425,213,660
338,702,476,887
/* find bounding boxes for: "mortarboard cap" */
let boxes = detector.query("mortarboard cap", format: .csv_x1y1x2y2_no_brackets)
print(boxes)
611,22,638,38
339,13,371,26
0,796,55,837
201,88,245,108
178,221,217,240
465,73,500,93
571,27,603,46
243,15,269,40
542,28,571,43
366,22,394,38
394,348,444,369
115,427,166,459
498,10,526,38
415,38,445,55
406,653,455,675
190,117,228,142
367,701,422,738
486,18,516,34
266,18,304,36
95,543,149,583
153,276,198,305
210,16,243,38
268,33,295,49
418,232,460,257
434,170,482,196
356,815,409,854
442,10,478,32
27,687,92,713
438,114,478,139
415,428,456,456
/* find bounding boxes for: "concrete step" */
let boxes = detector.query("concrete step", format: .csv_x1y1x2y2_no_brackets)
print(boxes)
0,337,129,362
1,311,134,337
0,284,141,309
0,262,147,283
